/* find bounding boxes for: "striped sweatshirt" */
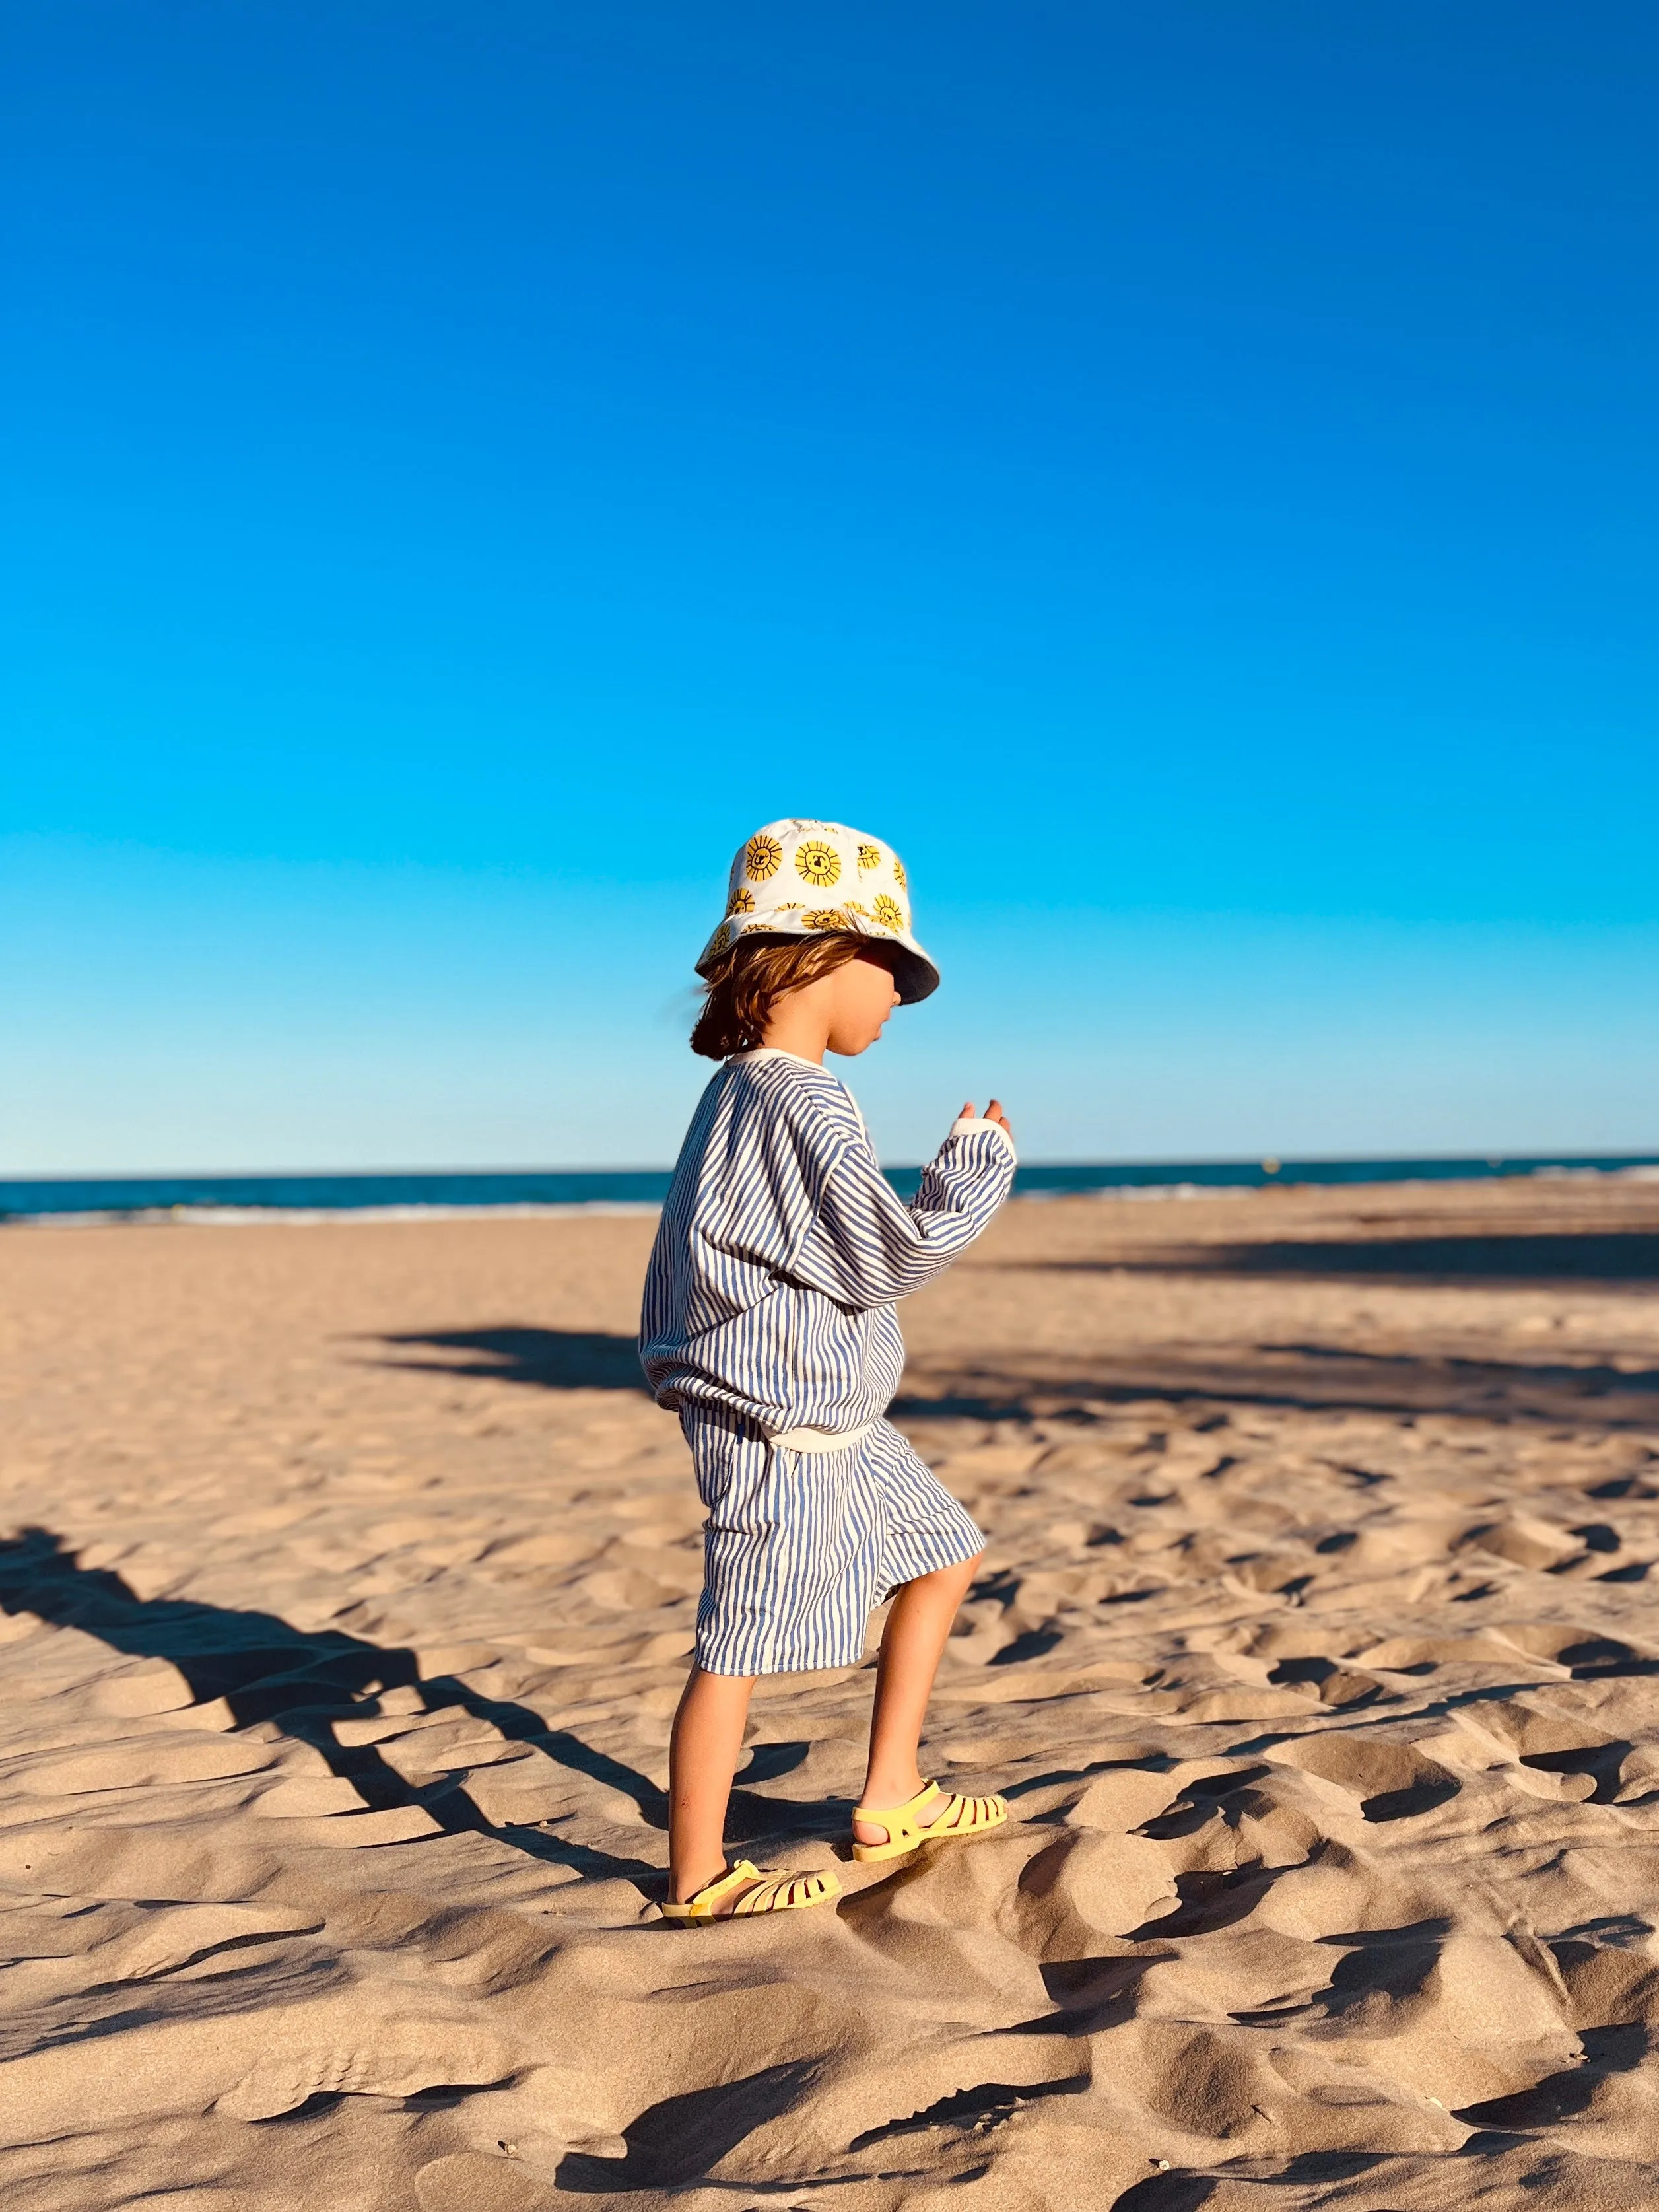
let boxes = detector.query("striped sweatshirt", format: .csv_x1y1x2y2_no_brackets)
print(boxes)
639,1048,1017,1434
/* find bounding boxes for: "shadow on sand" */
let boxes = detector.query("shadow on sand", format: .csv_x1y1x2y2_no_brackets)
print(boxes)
0,1530,847,1883
900,1222,1659,1430
0,1527,671,1882
358,1320,1659,1435
892,1334,1659,1433
1011,1226,1659,1286
367,1326,649,1392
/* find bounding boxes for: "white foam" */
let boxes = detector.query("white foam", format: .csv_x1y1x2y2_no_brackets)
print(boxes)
1095,1181,1254,1201
1013,1181,1255,1203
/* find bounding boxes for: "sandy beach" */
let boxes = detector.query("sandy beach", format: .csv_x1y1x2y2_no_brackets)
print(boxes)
3,1173,1658,2209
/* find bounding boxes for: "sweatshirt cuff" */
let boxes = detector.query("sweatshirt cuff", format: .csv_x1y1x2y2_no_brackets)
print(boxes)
947,1115,1018,1163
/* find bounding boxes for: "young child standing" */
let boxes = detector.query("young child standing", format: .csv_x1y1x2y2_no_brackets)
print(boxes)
639,819,1017,1921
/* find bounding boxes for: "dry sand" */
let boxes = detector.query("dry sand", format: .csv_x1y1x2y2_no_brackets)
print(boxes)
3,1174,1659,2209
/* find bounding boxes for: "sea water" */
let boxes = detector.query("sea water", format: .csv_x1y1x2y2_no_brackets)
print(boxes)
3,1156,1656,1223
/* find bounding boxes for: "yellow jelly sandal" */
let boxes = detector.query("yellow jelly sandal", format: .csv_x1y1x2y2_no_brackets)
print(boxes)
661,1859,842,1924
851,1780,1009,1864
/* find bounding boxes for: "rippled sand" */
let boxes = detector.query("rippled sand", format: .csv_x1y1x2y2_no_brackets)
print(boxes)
2,1175,1658,2209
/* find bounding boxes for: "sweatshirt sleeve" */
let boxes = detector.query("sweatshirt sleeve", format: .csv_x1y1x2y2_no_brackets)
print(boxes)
788,1116,1017,1308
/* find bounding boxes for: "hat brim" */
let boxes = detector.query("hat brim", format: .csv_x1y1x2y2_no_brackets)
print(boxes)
696,916,940,1004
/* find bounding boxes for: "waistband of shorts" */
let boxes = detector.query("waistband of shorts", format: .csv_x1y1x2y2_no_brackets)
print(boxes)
762,1418,877,1456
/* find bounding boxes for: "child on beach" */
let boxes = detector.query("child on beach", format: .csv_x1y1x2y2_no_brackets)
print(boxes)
639,819,1017,1921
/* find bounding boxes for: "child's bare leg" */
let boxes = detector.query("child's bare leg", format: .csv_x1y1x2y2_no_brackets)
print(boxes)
668,1663,756,1903
856,1552,982,1840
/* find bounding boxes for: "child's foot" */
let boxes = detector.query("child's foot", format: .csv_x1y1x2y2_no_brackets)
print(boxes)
852,1780,1008,1863
662,1859,841,1922
852,1780,947,1848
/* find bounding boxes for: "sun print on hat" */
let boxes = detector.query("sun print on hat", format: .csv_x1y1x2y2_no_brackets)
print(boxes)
744,832,783,881
794,840,841,889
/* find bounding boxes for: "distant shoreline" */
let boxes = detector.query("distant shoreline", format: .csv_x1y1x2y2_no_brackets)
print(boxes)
5,1154,1657,1224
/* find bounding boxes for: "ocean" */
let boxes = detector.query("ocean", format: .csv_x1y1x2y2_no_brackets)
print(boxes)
3,1154,1656,1224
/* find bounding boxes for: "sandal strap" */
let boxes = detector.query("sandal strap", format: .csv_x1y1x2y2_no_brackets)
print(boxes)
854,1778,941,1823
668,1859,840,1919
674,1858,761,1913
934,1791,1004,1834
702,1857,762,1901
730,1868,836,1914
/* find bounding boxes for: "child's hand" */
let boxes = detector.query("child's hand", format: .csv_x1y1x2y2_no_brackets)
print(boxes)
958,1099,1014,1140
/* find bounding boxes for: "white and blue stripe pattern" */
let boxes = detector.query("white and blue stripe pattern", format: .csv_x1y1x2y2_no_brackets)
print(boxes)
684,1404,988,1675
640,1049,1017,1675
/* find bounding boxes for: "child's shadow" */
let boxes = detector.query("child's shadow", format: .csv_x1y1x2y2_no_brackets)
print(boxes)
0,1527,669,1887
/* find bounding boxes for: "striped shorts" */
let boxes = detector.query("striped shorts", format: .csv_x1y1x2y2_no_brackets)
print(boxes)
683,1406,986,1676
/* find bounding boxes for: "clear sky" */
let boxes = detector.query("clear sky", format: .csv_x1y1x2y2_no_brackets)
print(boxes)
5,3,1655,1171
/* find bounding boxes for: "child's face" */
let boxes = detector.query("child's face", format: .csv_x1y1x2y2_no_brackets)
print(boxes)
823,949,903,1056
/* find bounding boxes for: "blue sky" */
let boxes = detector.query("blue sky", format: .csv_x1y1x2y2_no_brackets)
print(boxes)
4,2,1655,1171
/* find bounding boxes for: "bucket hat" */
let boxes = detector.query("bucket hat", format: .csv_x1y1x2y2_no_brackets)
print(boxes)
696,819,939,1004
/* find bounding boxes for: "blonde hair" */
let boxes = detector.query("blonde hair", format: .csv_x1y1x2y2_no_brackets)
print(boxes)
691,934,864,1060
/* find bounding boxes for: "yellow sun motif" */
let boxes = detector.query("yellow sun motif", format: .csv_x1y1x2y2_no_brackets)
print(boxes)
803,907,849,930
708,922,733,957
844,899,870,918
775,900,804,911
726,886,755,916
745,833,783,881
872,894,904,932
891,855,907,889
794,839,841,889
857,842,881,871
